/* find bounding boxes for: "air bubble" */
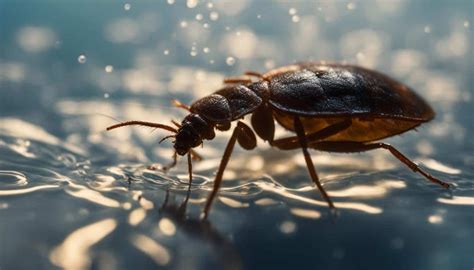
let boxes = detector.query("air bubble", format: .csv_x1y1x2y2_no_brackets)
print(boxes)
210,11,219,21
124,3,131,11
167,0,175,4
347,2,356,10
104,93,110,98
289,8,297,15
77,54,87,64
186,0,198,8
105,65,113,73
180,21,188,28
195,13,203,21
226,56,235,66
163,49,170,55
203,47,210,53
292,15,300,23
424,25,431,33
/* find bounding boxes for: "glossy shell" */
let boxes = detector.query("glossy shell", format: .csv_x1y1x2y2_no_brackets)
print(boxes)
190,85,262,123
265,63,435,142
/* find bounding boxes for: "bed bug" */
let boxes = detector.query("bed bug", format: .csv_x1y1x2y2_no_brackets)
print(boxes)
106,62,450,219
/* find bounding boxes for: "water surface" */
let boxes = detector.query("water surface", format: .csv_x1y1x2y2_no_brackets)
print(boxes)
0,1,473,269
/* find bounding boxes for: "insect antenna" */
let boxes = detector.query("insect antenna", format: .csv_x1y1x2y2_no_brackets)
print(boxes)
106,121,178,133
159,135,176,144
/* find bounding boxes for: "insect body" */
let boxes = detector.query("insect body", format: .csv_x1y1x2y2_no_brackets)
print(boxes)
107,62,450,219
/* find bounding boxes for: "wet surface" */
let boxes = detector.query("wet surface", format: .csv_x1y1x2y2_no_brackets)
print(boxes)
0,1,473,269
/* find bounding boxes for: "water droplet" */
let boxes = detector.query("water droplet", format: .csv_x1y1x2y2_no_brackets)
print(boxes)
203,23,209,28
464,20,470,28
236,31,241,36
356,52,365,61
292,15,300,23
209,59,215,64
195,13,203,21
347,2,356,10
186,0,198,8
104,93,110,98
225,56,235,66
279,221,296,234
124,3,131,11
105,65,113,73
225,26,231,31
163,49,170,55
428,214,443,224
207,2,213,8
288,8,297,15
424,25,431,33
264,59,275,69
167,0,175,4
190,47,198,56
203,47,210,53
77,54,87,64
257,14,261,19
210,11,219,21
180,21,188,28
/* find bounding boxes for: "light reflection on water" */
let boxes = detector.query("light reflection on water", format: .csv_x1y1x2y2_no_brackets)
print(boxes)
0,0,472,269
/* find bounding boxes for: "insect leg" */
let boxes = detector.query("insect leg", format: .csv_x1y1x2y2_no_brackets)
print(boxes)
309,141,450,188
180,153,194,212
162,151,178,171
251,104,275,142
223,77,253,84
172,99,191,112
244,71,264,79
190,149,203,161
294,117,335,209
202,123,240,220
272,119,351,150
236,122,257,150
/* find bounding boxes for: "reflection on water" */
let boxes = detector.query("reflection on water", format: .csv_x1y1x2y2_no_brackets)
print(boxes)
50,218,118,269
131,234,171,266
0,0,472,269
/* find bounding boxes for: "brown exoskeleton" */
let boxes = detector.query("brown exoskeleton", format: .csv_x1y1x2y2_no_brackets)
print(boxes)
107,62,450,220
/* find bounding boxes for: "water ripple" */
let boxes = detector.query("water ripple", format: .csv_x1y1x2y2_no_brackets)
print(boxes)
0,170,28,187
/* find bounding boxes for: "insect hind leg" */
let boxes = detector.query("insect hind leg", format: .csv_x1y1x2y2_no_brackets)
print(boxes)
309,141,450,188
271,119,351,150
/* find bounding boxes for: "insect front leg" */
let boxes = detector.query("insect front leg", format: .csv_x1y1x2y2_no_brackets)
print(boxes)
294,116,335,209
309,141,450,188
202,121,257,220
161,151,178,171
179,153,194,214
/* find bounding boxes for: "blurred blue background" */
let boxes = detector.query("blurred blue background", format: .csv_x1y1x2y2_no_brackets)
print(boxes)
0,0,473,269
